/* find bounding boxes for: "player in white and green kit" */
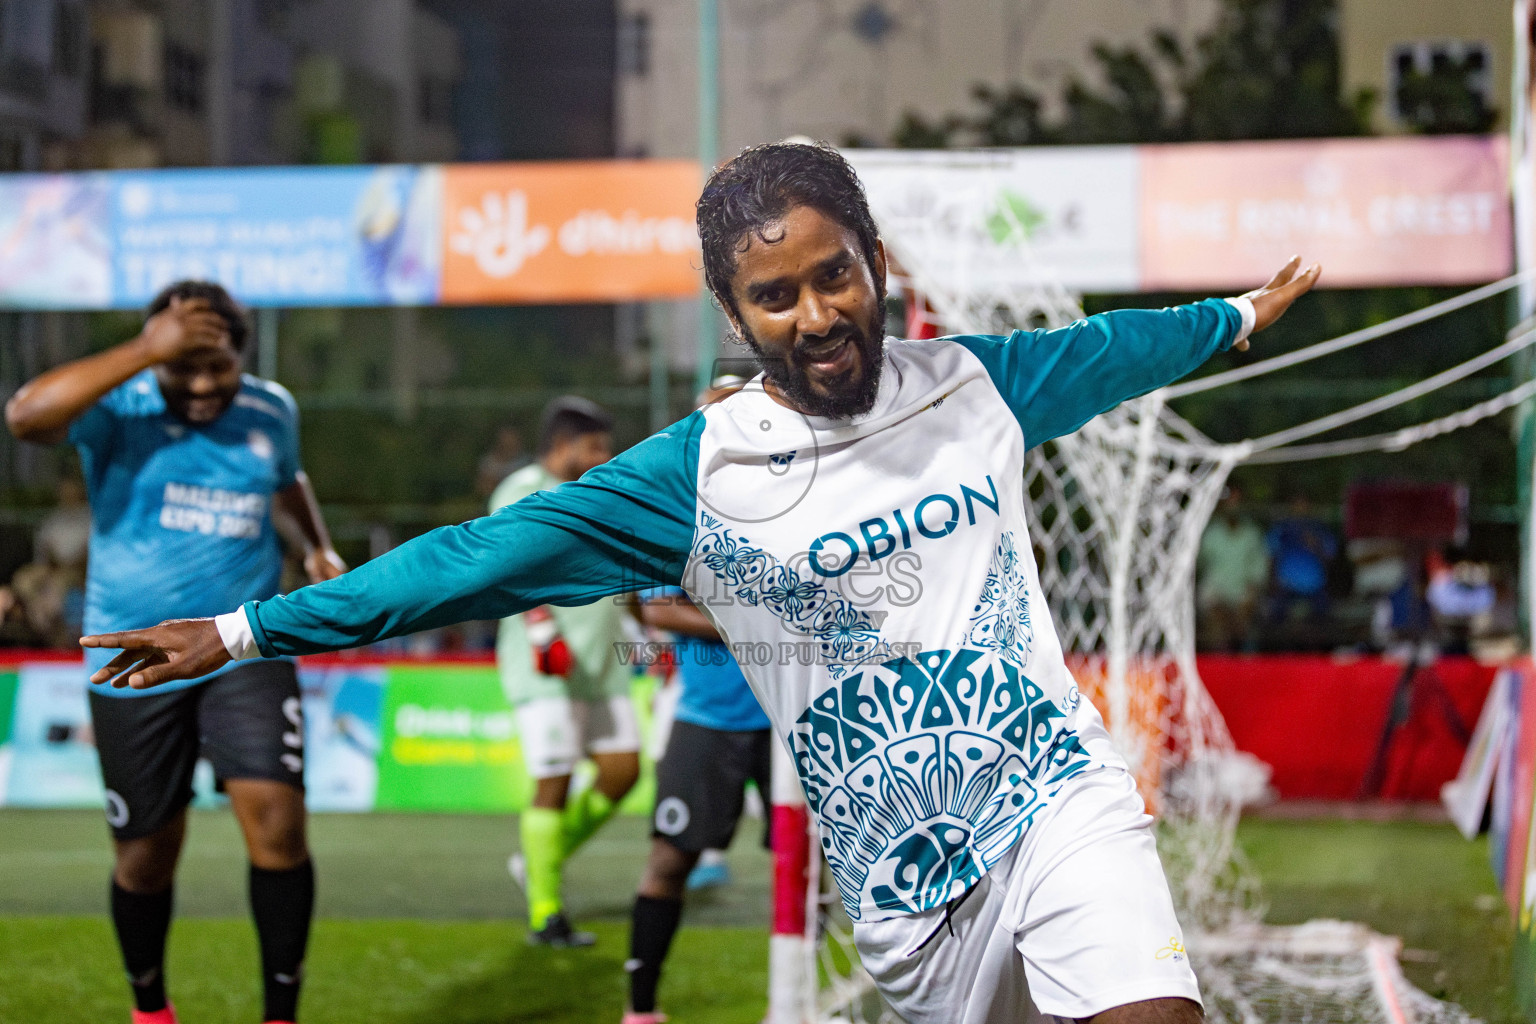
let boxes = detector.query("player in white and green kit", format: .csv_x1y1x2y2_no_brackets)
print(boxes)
492,397,640,946
85,143,1318,1023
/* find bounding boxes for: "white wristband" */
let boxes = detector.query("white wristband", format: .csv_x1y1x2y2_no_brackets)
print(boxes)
214,608,261,661
1224,296,1257,344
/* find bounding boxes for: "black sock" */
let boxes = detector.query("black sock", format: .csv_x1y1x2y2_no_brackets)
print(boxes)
249,860,315,1024
626,895,684,1013
110,880,174,1013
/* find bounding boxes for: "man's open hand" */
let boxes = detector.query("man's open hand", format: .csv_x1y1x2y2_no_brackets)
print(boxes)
305,547,347,584
81,618,231,689
1236,256,1322,350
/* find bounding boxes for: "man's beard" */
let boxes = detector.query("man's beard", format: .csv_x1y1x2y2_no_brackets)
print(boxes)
742,307,886,420
164,389,237,424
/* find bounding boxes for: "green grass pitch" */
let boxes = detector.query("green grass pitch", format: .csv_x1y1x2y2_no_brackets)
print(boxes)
0,808,1517,1023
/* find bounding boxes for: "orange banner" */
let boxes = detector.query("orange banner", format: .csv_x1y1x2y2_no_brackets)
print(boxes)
1139,135,1511,290
439,161,701,304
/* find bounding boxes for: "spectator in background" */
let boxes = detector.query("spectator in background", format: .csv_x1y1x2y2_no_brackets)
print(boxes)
1266,493,1338,623
1426,546,1496,656
1197,487,1268,652
36,475,92,571
2,475,92,647
475,422,530,498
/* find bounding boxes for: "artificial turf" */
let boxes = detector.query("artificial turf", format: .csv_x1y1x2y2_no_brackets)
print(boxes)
1237,816,1517,1023
0,808,1517,1023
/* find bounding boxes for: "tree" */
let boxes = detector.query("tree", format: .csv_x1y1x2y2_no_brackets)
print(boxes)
1055,38,1181,144
1394,51,1499,135
896,0,1375,148
1172,0,1372,141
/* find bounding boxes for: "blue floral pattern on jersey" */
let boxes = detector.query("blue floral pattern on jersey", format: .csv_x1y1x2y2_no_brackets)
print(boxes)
699,527,770,587
788,647,1092,920
759,565,826,622
694,513,879,673
964,531,1033,660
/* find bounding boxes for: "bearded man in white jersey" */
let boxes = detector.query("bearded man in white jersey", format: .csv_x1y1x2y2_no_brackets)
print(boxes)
82,141,1318,1023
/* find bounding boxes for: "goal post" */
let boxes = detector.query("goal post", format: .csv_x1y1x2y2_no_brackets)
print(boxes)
767,739,813,1024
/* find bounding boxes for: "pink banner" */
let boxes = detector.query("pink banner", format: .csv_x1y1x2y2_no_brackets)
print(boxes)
1140,135,1512,290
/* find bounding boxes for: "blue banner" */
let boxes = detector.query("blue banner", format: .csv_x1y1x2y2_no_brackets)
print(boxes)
0,174,112,309
111,165,442,308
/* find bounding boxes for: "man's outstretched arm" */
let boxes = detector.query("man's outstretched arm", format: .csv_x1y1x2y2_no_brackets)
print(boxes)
953,257,1321,447
83,414,707,689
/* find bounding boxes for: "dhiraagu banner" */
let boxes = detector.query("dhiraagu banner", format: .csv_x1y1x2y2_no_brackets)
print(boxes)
373,664,659,814
375,664,526,812
0,667,17,798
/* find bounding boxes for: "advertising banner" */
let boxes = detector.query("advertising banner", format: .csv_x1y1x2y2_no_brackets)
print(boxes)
1504,663,1536,919
111,165,443,308
1139,135,1511,290
0,659,662,816
2,663,100,808
439,160,701,304
0,669,15,798
0,141,1513,309
373,664,526,812
0,174,112,309
301,665,386,812
850,146,1142,295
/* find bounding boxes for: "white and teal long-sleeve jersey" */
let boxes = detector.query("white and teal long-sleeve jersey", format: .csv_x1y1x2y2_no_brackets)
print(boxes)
222,298,1250,923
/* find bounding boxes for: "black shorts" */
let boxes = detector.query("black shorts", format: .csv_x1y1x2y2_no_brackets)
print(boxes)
88,660,305,840
652,719,772,852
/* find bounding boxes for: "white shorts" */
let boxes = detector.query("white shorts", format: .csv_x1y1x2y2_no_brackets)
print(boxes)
514,695,640,779
851,769,1200,1023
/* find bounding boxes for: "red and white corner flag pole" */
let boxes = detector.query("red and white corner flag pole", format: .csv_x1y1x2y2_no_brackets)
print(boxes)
767,739,813,1024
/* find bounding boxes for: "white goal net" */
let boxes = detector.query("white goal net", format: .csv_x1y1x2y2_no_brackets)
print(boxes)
772,149,1498,1024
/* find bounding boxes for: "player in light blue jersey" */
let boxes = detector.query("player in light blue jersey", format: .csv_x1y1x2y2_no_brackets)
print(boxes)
7,281,343,1024
82,145,1319,1024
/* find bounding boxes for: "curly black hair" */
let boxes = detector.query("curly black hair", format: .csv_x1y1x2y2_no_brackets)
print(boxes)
696,141,883,318
144,280,250,352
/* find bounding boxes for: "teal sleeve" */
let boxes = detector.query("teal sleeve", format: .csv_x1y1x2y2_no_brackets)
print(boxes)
950,298,1240,447
244,412,705,657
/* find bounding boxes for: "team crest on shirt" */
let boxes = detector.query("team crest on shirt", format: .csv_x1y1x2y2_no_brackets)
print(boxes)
768,451,797,475
247,430,274,461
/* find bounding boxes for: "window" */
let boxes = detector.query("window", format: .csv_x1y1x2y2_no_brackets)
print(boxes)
164,41,205,114
1389,40,1496,133
618,11,649,77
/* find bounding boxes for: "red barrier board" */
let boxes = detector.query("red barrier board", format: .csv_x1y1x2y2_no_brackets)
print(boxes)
1199,655,1497,801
